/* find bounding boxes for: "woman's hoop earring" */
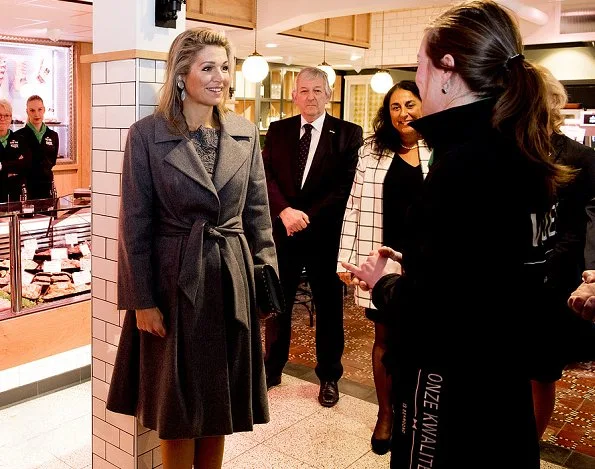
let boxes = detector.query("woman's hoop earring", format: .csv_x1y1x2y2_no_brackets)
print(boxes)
441,81,449,94
176,75,186,101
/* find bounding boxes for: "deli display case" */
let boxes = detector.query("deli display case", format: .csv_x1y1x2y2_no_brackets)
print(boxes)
0,193,91,320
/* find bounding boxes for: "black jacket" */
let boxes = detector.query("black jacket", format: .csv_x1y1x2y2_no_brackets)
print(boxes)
373,99,550,468
551,133,595,273
14,124,58,199
0,130,31,203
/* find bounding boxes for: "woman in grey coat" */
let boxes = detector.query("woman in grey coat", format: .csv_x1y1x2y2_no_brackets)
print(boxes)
106,28,277,468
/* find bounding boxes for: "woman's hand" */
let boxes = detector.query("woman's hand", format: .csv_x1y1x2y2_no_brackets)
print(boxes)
568,270,595,322
341,247,403,291
337,271,353,285
136,307,166,337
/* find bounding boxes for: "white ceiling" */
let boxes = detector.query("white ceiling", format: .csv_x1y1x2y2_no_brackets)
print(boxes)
0,0,592,71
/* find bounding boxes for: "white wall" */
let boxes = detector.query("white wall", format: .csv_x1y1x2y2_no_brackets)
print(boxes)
525,47,595,81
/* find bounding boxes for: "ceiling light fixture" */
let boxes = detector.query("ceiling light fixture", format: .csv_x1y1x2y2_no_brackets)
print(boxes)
242,0,269,83
317,19,336,87
370,11,393,94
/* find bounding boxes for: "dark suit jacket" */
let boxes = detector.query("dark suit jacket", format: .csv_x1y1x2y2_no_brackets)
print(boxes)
263,113,363,251
551,133,595,274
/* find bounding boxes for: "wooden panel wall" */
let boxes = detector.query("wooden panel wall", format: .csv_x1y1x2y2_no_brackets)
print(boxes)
281,14,370,48
186,0,255,29
0,301,91,371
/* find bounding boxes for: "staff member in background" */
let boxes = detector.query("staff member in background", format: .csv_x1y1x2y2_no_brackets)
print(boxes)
15,95,58,199
0,99,31,203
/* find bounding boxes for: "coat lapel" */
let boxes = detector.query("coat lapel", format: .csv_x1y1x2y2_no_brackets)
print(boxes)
164,140,218,195
156,115,218,196
213,113,252,191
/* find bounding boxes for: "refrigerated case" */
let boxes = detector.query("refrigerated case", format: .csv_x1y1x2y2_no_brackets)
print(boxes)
0,194,91,320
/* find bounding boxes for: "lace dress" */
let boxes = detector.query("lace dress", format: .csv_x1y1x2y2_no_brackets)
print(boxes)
189,126,219,176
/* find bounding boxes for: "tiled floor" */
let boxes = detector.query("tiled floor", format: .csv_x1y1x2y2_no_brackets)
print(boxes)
0,284,592,468
284,284,595,468
0,377,570,469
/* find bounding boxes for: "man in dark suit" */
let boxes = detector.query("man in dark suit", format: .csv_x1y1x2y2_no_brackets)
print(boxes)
263,67,363,407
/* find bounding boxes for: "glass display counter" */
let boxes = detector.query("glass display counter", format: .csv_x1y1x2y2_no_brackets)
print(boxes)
0,194,91,320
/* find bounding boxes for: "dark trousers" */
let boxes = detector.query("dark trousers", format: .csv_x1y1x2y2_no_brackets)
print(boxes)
265,232,344,382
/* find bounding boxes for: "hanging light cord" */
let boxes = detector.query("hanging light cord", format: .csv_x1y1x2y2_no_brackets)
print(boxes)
323,19,327,63
380,12,385,69
253,0,258,53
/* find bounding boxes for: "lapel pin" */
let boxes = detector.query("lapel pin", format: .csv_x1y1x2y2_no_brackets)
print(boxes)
329,130,335,134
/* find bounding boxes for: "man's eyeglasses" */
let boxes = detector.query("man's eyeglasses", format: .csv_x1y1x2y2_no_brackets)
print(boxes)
0,114,12,120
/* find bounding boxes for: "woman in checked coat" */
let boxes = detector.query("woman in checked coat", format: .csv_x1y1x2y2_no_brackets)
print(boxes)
337,81,429,455
106,28,277,469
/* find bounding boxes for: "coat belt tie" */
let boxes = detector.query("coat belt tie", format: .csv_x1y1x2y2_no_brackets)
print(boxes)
157,216,248,327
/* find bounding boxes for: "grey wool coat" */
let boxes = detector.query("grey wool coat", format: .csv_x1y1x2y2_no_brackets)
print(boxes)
105,111,277,439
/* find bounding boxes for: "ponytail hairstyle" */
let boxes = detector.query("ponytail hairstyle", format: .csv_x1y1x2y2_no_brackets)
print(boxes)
367,80,422,159
157,28,232,133
424,0,574,207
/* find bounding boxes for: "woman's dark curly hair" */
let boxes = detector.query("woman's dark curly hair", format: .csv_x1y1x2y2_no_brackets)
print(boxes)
366,80,421,159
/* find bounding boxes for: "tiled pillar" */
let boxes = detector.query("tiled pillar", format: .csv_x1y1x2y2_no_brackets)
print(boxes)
90,55,166,469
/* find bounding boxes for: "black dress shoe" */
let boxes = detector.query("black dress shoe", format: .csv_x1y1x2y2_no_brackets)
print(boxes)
266,374,281,389
370,435,391,455
318,380,339,407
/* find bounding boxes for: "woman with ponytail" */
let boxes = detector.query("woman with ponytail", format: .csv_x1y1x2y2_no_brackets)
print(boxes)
341,2,575,467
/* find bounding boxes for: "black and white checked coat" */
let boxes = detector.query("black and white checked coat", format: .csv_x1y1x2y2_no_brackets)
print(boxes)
337,141,431,308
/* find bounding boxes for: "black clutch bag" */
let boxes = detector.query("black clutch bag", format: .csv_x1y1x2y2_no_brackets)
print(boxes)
254,263,285,320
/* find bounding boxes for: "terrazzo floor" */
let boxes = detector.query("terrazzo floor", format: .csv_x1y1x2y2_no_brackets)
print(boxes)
0,283,592,468
0,377,574,469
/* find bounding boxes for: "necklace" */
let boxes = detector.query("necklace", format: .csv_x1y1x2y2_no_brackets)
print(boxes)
401,142,418,150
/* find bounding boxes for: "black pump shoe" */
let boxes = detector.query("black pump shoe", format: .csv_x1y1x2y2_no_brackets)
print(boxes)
370,435,391,455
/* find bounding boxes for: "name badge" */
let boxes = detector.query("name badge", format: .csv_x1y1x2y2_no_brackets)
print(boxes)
45,137,53,146
9,140,18,149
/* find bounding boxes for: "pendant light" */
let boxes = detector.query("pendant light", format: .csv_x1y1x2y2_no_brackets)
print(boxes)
317,19,336,87
370,11,393,94
242,0,269,83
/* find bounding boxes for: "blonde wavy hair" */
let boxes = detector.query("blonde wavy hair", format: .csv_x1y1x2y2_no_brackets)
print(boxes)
157,28,232,132
534,64,567,134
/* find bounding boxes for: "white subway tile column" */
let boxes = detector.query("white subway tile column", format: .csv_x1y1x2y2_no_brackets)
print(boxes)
88,1,185,468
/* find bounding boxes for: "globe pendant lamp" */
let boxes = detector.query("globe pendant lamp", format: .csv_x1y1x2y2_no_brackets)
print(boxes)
242,0,269,83
370,12,393,94
317,19,336,87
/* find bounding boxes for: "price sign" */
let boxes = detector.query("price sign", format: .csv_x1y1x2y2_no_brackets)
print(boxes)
80,243,91,256
43,260,62,273
21,248,35,260
80,258,91,272
21,271,34,285
73,270,92,285
65,233,79,246
23,239,38,251
50,248,68,260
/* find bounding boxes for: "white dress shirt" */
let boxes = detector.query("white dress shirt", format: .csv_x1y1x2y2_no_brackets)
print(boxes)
299,113,326,188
